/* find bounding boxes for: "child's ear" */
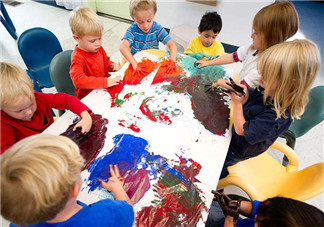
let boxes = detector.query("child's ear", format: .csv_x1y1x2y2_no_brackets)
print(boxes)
70,181,81,198
73,34,80,43
198,27,201,35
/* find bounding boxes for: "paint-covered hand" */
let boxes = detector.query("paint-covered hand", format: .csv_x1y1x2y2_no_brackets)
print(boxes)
164,59,177,74
213,191,241,223
73,110,92,134
101,165,130,192
107,76,121,88
228,83,248,104
196,60,210,68
133,64,147,77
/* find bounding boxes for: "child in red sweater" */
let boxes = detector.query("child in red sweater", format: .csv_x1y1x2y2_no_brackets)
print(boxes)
0,62,93,154
69,6,121,99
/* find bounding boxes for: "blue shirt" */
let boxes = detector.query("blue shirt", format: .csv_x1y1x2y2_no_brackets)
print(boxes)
122,21,171,55
229,87,292,159
10,199,134,227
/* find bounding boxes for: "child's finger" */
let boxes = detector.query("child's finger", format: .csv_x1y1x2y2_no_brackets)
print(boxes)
109,165,116,177
113,165,120,177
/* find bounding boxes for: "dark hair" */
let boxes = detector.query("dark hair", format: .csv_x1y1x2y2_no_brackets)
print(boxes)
198,11,222,34
256,197,324,227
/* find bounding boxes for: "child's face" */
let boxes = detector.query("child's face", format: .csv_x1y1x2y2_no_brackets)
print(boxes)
251,28,262,50
2,95,37,121
133,8,155,34
199,30,218,48
259,77,277,97
74,34,102,53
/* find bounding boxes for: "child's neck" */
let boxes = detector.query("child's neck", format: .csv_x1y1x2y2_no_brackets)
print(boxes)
47,198,82,223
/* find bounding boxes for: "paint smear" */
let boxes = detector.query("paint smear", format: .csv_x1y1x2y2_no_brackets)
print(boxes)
60,114,108,170
118,119,141,133
124,58,158,85
152,59,183,85
136,155,207,226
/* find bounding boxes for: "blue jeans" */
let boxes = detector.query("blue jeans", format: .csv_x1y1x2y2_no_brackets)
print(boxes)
205,200,225,227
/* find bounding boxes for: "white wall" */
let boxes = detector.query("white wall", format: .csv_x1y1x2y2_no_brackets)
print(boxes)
155,0,274,46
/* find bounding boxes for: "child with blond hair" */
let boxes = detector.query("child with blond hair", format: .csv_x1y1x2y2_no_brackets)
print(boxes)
120,0,177,73
0,62,92,154
197,1,299,89
69,6,121,99
214,39,320,179
185,11,225,57
1,134,134,226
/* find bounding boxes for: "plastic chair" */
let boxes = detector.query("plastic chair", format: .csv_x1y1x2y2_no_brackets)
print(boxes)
0,1,17,39
18,27,63,91
281,86,324,165
49,50,75,116
217,141,324,201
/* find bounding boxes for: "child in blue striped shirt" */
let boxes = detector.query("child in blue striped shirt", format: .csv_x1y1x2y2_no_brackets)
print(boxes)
120,0,177,73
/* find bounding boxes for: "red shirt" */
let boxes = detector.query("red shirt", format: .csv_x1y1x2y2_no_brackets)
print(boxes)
70,46,114,99
1,91,91,154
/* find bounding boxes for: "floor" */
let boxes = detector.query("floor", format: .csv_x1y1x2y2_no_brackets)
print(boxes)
1,1,323,226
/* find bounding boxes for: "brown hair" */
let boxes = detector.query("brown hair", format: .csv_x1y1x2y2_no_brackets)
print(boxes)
129,0,157,17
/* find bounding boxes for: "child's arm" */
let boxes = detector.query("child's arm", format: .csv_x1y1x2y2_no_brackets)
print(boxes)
166,39,177,62
120,39,138,70
73,110,92,133
230,86,249,136
101,164,132,206
197,53,235,68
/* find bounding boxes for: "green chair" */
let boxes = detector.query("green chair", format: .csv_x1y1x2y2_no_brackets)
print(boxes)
49,50,75,116
281,86,324,166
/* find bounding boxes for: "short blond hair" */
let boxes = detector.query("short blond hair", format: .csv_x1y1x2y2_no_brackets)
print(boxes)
129,0,157,17
1,134,85,225
253,1,299,53
0,62,35,108
258,39,320,119
69,5,103,38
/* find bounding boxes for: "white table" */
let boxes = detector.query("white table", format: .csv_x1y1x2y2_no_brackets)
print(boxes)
44,51,232,226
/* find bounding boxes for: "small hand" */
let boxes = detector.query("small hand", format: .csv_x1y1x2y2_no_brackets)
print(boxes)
107,76,121,87
111,62,121,71
212,191,241,223
133,64,147,77
100,165,130,192
73,111,92,133
164,59,177,74
196,60,209,68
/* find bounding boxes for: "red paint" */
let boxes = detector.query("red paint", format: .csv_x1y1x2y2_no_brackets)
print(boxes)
152,59,183,84
124,58,158,85
128,123,141,133
106,82,125,107
139,97,157,122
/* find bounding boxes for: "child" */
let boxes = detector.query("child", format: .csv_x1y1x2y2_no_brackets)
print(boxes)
120,0,177,73
215,39,320,179
69,6,121,99
184,11,225,57
197,1,299,89
1,134,134,226
0,62,92,154
206,192,324,227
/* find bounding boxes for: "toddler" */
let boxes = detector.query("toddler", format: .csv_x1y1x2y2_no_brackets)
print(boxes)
0,62,92,154
120,0,177,73
185,11,224,58
197,1,299,88
1,134,134,226
69,6,121,99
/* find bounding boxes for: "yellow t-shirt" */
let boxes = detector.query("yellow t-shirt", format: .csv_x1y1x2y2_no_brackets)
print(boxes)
184,36,225,56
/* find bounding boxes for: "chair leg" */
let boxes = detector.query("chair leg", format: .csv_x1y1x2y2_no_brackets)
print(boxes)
1,1,16,32
280,130,296,166
0,15,17,39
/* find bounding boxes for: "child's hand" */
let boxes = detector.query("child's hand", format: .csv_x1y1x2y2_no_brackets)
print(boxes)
107,76,121,87
101,165,130,192
164,59,177,74
228,83,248,103
111,62,121,71
131,62,138,71
73,110,92,133
197,60,210,68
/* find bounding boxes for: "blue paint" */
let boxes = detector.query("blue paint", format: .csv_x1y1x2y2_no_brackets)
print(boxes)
87,134,149,192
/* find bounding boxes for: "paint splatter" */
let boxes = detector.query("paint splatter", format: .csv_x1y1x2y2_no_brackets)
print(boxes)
136,155,207,226
152,58,183,84
124,58,158,85
118,119,141,133
60,114,108,170
106,82,125,107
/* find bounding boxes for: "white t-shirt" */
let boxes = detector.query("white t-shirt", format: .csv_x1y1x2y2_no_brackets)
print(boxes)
236,44,260,88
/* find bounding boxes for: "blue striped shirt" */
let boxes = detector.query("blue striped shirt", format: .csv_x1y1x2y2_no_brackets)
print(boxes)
122,21,171,55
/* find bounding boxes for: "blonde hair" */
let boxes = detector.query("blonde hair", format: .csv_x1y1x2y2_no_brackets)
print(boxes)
253,1,299,53
69,5,103,38
258,39,320,120
0,62,35,108
129,0,157,17
1,134,85,225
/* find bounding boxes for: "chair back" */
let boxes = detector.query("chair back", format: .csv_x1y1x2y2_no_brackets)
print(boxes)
18,27,63,88
50,50,75,96
290,86,324,138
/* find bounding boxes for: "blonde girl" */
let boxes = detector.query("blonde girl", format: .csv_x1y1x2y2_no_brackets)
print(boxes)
197,1,299,89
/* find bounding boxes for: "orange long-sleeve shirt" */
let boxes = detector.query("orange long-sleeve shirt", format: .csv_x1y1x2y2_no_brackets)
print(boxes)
70,46,114,99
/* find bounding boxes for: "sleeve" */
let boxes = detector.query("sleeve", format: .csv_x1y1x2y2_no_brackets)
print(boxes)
70,51,108,89
156,23,171,45
1,123,16,154
40,92,91,116
249,200,261,218
184,38,196,55
102,50,115,73
236,44,252,62
122,26,135,46
214,40,225,56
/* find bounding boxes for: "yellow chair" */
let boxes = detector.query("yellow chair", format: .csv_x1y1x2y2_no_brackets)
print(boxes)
217,141,324,201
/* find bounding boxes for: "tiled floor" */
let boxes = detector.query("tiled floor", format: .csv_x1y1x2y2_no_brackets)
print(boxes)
1,1,323,225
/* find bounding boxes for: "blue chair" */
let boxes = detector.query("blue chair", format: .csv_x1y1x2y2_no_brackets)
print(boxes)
18,27,63,90
0,1,17,39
